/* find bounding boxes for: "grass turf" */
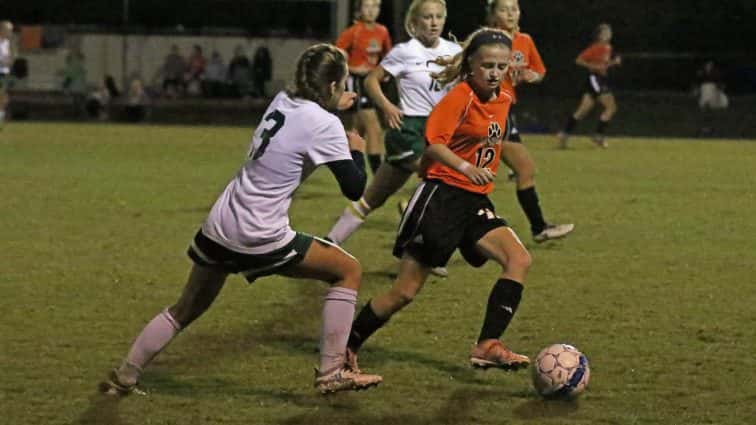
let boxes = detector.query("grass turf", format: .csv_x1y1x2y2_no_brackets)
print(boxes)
1,122,755,424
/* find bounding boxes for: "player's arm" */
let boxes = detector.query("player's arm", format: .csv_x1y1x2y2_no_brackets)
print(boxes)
365,65,402,129
523,38,546,83
326,131,367,200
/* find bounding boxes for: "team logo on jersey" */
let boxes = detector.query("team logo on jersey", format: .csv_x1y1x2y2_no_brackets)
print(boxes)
487,121,503,146
512,51,525,65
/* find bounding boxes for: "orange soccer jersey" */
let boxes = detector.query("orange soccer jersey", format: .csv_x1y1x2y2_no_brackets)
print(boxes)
335,21,392,69
578,42,612,75
501,32,546,101
423,81,514,195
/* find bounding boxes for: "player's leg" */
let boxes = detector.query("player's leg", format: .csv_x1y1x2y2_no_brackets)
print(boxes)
358,108,384,174
594,92,617,148
460,213,531,370
102,264,229,395
327,161,413,245
281,238,382,393
558,94,595,148
502,142,574,242
0,87,7,127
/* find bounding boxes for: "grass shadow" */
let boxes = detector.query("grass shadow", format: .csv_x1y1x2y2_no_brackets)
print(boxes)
76,392,128,425
513,396,581,420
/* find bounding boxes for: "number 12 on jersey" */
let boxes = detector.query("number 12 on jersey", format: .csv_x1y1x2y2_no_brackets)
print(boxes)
250,110,285,160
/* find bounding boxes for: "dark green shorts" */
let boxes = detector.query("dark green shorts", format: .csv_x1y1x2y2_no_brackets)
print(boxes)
385,116,427,165
188,230,315,283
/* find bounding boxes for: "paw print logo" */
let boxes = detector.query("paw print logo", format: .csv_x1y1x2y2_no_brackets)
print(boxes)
512,51,525,65
487,121,502,145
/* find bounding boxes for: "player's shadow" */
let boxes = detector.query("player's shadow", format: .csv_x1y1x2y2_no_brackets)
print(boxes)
513,396,581,419
76,392,128,425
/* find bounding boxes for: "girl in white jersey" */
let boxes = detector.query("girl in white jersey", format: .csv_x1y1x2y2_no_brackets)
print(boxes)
101,44,382,396
327,0,460,276
0,21,13,127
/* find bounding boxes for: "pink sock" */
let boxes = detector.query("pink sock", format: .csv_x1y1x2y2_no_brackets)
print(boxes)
118,309,181,385
319,287,357,374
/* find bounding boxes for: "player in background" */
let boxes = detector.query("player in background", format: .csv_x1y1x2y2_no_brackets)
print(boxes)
0,20,14,128
345,29,532,373
487,0,574,243
557,23,621,148
100,44,382,396
327,0,461,277
336,0,392,174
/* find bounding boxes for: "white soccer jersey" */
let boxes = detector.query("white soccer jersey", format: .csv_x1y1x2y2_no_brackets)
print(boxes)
379,38,462,116
202,91,352,254
0,39,11,74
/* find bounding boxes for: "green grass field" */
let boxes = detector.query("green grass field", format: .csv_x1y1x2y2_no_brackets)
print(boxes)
2,122,755,425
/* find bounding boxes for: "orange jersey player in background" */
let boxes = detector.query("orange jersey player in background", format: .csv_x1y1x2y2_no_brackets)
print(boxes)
558,23,621,148
336,0,392,175
345,28,534,375
488,0,574,244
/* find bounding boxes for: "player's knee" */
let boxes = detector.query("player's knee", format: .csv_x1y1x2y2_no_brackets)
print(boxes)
339,256,363,289
507,249,532,274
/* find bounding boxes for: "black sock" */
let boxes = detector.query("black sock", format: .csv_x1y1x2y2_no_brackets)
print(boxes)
564,116,578,133
478,279,524,343
516,187,547,235
367,154,382,175
347,301,388,352
596,119,609,135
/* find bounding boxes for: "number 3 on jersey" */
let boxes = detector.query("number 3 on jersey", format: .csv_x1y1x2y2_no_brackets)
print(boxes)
475,147,496,168
250,110,285,159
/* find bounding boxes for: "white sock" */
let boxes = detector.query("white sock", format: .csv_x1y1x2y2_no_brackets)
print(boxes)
326,198,372,245
319,287,357,374
118,309,181,385
0,111,5,124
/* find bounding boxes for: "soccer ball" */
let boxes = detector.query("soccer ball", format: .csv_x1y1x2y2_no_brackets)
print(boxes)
532,344,590,398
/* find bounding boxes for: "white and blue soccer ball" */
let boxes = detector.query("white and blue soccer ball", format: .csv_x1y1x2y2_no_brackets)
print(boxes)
532,344,590,398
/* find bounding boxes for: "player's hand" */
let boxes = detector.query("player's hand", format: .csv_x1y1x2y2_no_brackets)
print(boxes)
381,101,404,129
461,163,496,185
518,69,541,84
346,130,366,152
337,92,358,111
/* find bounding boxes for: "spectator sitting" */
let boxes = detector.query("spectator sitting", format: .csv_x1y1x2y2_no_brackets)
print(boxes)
202,50,227,98
86,81,110,120
697,60,728,110
161,45,186,97
252,46,272,98
227,45,252,98
125,79,148,123
185,45,206,96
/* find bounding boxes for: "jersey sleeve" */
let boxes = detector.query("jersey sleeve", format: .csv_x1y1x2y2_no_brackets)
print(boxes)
578,44,610,63
525,35,546,75
308,115,352,166
425,86,469,146
335,26,354,53
381,26,393,54
380,45,405,78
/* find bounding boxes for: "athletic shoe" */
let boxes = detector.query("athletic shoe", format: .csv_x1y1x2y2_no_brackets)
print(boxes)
98,369,147,396
592,135,608,148
470,339,530,371
430,266,449,278
533,223,575,243
556,132,569,149
314,367,382,394
345,347,361,373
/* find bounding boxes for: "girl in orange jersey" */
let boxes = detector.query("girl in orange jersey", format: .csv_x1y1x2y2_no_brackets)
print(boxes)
345,28,532,372
488,0,574,243
558,23,621,148
336,0,393,173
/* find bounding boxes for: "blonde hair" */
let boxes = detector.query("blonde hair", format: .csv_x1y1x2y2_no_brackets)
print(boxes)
485,0,520,33
404,0,447,38
432,27,511,86
287,44,348,108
